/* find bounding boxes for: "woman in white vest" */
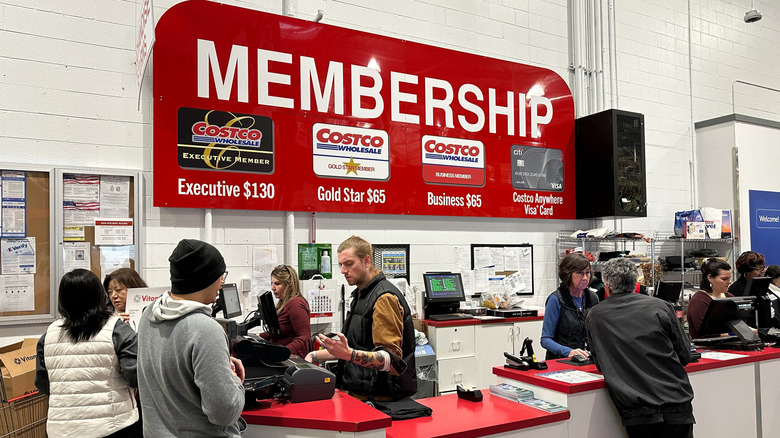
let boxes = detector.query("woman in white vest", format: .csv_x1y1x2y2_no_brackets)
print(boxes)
34,268,140,438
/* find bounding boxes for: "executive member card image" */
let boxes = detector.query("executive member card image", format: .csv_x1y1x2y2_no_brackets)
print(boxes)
510,145,564,192
177,107,275,174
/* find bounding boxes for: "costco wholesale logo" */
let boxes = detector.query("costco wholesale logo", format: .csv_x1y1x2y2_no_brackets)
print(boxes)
421,135,485,186
312,123,389,180
177,107,275,174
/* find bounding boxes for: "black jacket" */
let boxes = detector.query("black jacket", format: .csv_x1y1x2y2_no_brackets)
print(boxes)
586,293,694,422
336,273,416,400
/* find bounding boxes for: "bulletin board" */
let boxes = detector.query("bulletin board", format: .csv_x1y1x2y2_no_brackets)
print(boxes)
470,244,535,296
55,169,141,288
0,166,56,325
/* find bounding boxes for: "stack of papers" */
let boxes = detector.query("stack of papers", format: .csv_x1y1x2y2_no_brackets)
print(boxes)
489,383,534,402
518,397,568,413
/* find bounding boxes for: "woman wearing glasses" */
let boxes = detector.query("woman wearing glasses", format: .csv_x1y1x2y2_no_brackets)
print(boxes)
540,253,599,359
728,251,766,296
258,264,312,358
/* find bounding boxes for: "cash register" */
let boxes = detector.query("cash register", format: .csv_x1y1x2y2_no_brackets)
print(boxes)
216,288,335,403
422,272,473,321
691,296,764,351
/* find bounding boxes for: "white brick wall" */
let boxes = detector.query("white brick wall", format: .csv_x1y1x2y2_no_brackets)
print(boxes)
1,0,779,341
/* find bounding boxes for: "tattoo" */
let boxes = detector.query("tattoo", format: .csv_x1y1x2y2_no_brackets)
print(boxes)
353,350,386,370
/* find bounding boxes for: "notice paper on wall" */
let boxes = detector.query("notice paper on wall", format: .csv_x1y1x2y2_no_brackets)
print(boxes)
99,175,130,218
1,170,27,238
63,241,91,272
100,245,133,276
1,237,36,274
0,274,35,312
94,218,134,245
63,174,100,226
251,246,279,297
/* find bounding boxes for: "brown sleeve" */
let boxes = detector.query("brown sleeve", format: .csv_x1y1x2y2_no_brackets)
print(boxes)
372,293,405,373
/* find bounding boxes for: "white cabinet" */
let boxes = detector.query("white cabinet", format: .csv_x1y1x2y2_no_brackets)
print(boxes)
428,325,477,393
427,319,544,394
436,356,478,393
428,325,475,359
474,324,514,389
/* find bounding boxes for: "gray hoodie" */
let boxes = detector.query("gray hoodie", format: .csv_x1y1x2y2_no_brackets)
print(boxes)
137,291,245,437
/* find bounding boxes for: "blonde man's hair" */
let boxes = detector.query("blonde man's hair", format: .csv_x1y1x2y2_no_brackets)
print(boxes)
337,235,373,260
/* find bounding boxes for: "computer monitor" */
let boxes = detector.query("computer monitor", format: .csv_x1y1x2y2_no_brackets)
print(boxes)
745,277,780,328
697,296,760,342
654,281,683,303
217,283,242,319
423,272,465,316
258,290,282,339
743,276,771,297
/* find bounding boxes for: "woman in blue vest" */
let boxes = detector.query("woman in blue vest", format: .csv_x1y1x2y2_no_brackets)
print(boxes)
541,253,599,359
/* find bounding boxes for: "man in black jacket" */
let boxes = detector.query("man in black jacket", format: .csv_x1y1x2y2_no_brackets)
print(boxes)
586,257,694,438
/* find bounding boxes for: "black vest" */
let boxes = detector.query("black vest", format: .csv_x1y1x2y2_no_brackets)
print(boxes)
545,284,599,360
336,273,417,399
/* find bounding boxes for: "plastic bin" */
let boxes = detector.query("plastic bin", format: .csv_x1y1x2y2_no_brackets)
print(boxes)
412,344,436,400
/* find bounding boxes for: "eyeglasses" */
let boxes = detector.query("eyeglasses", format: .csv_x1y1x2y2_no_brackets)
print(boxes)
222,271,229,281
275,264,291,274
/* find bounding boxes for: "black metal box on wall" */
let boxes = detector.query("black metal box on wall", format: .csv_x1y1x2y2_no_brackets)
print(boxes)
574,109,647,218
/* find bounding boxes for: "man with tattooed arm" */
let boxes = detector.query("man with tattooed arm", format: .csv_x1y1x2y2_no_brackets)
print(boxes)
305,235,416,401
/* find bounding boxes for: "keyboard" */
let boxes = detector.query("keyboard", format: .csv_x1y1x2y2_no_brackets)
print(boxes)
691,335,737,345
429,313,473,321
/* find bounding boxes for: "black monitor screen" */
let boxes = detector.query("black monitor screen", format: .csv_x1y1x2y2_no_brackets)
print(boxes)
258,290,282,339
219,283,242,319
743,276,772,297
698,296,758,339
654,281,683,303
423,272,465,303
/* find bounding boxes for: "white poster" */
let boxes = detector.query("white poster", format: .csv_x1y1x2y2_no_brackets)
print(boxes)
99,175,130,218
99,246,134,277
63,174,100,226
1,171,26,237
63,241,91,272
251,246,279,297
94,218,134,245
0,274,35,312
1,237,36,274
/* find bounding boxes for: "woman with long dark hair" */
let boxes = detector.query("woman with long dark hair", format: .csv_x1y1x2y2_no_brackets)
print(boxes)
35,269,140,438
687,258,733,339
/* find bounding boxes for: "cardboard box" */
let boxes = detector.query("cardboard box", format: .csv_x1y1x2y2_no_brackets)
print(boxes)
684,221,706,239
0,338,39,401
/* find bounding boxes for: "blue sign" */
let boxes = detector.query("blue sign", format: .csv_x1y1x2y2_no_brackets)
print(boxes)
749,190,780,265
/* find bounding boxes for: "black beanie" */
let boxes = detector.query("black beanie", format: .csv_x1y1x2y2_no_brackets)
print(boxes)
169,239,226,294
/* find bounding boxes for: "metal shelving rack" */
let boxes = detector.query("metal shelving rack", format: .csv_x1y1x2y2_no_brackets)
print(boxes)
652,232,736,284
555,232,657,287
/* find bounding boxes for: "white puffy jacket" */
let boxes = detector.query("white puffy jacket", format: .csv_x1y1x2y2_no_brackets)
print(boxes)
43,315,139,438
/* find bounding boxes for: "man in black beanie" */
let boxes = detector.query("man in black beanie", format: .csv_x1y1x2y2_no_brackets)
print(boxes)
137,239,246,437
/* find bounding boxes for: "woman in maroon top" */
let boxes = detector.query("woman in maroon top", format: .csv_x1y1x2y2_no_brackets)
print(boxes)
686,258,734,339
259,264,312,357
